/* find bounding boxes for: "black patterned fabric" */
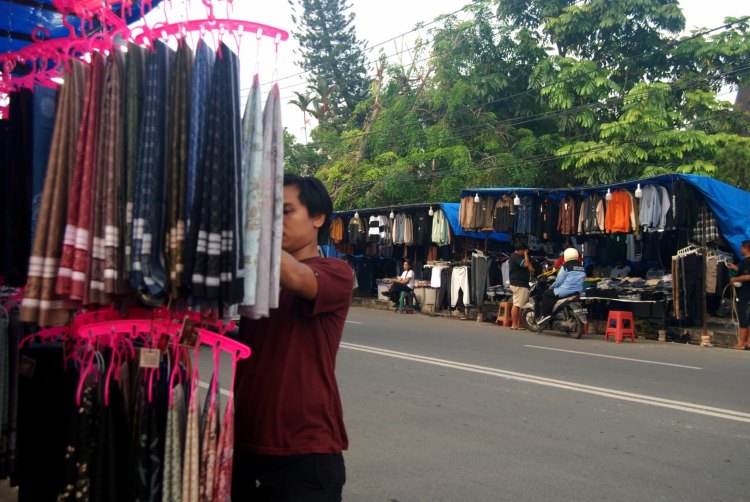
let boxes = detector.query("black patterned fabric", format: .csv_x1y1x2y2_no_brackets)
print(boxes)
131,40,172,302
185,43,244,307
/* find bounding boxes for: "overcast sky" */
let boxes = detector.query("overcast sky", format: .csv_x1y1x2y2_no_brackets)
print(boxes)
149,0,748,141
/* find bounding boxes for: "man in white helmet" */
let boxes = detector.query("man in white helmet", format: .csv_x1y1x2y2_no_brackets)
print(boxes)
540,247,586,322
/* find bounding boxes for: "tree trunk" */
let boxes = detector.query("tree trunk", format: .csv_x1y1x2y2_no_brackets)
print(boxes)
356,62,385,162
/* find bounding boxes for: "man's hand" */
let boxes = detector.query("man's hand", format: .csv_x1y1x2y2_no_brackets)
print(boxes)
727,262,739,272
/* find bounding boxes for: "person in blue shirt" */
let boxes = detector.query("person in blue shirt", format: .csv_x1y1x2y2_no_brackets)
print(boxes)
540,248,586,321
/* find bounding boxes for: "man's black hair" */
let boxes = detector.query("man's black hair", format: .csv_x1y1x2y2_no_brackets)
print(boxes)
284,173,333,244
514,241,527,251
742,240,750,250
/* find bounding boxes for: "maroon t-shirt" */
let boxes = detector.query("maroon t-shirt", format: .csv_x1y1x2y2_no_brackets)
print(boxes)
234,257,354,455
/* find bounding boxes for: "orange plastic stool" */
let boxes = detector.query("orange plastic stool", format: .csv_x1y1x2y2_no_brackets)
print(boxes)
605,310,636,343
495,301,512,327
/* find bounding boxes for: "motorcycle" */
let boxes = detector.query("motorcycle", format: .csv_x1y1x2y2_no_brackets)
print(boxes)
520,274,588,338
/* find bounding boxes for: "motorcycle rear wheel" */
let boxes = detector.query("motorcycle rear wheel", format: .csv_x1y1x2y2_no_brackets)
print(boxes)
567,313,585,339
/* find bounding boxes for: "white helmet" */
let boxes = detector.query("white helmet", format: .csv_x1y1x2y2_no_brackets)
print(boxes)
563,248,579,262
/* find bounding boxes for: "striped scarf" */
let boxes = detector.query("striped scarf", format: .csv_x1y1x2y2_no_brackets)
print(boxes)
123,43,148,281
130,41,172,303
166,44,194,298
56,53,106,304
20,61,87,325
186,43,243,307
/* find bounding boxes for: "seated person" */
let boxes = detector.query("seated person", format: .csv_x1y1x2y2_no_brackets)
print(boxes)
384,260,415,306
540,248,586,321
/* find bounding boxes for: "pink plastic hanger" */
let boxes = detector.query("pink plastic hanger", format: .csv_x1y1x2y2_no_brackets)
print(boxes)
130,18,288,48
195,328,251,359
19,326,70,348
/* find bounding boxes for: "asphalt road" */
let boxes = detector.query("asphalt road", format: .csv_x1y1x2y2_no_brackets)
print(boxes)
201,306,750,502
337,307,750,502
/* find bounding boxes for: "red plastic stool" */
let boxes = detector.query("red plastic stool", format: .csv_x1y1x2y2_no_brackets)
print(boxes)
495,301,512,327
605,311,636,343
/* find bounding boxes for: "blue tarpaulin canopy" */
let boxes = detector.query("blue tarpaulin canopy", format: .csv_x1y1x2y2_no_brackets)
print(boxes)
460,174,750,257
1,0,159,72
440,202,511,243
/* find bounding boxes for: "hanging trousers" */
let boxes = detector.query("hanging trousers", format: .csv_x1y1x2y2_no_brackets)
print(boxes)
450,266,470,308
437,268,452,311
470,256,489,308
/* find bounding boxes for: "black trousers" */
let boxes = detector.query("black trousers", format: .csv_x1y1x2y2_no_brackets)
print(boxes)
387,282,411,304
542,289,559,317
738,297,750,328
231,451,346,502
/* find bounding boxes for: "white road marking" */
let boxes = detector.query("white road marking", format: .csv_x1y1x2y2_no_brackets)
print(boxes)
340,342,750,423
198,380,233,398
524,345,703,370
346,320,363,325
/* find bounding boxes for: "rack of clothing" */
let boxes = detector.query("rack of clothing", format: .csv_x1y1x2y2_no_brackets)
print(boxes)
15,305,249,501
0,3,289,326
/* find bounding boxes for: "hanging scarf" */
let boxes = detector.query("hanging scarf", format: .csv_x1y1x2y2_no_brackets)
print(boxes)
239,74,263,308
123,43,148,281
181,388,201,502
184,40,214,229
199,379,220,502
131,40,172,303
239,83,283,319
186,43,243,307
166,44,194,298
266,84,284,310
30,85,58,247
211,398,234,502
20,60,87,325
162,383,186,502
56,52,106,304
89,51,126,305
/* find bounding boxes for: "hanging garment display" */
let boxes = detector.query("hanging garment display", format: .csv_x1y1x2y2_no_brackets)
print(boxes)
557,197,577,236
165,44,194,298
431,209,451,246
514,196,535,235
493,196,514,234
130,41,172,302
240,74,264,308
458,195,476,230
13,311,247,502
577,194,605,235
605,190,636,233
238,81,284,319
20,61,87,325
57,52,107,305
100,52,127,299
30,85,58,246
123,43,148,282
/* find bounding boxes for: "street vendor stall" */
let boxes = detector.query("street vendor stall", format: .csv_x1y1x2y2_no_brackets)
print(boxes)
458,174,750,337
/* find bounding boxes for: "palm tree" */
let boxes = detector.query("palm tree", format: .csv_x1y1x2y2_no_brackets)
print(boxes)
288,91,314,144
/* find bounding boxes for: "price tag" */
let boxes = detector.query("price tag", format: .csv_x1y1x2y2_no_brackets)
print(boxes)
139,348,161,369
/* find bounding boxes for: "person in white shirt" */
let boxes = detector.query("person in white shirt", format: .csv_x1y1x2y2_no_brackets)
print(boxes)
384,260,415,306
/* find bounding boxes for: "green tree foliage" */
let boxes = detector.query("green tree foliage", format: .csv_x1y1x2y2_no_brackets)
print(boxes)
289,0,370,122
289,0,750,208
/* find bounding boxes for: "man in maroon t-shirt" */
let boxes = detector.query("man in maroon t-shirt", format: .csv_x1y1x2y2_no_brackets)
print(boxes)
232,174,354,501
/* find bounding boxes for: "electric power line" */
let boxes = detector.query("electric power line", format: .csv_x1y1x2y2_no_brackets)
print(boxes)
256,4,473,89
284,16,750,149
294,63,749,155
